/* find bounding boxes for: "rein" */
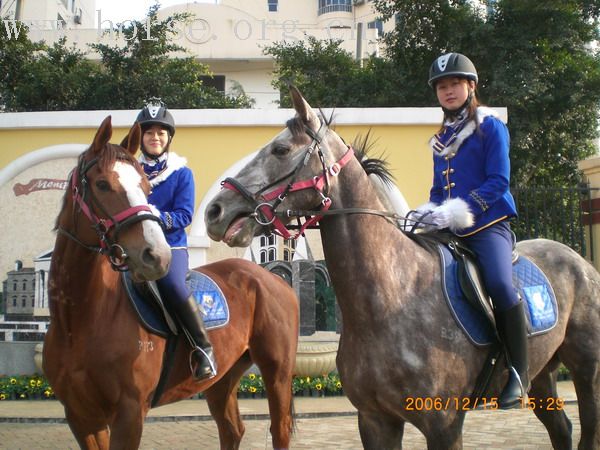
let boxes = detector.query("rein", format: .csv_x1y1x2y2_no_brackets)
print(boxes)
58,154,162,271
222,121,426,239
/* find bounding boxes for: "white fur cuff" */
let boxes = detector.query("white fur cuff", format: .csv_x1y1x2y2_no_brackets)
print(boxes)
437,198,474,232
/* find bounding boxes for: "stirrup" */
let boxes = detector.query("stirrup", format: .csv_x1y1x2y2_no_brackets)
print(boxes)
499,367,528,409
189,347,217,381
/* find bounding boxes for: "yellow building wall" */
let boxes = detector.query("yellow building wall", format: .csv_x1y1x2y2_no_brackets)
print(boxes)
0,123,435,209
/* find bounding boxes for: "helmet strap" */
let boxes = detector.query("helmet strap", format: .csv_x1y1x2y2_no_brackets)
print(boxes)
140,140,170,160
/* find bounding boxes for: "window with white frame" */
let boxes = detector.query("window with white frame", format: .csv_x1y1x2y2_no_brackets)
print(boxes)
318,0,352,15
259,234,277,263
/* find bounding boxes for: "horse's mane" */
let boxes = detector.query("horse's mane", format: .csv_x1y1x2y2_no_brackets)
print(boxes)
287,112,395,188
344,127,450,251
351,130,395,188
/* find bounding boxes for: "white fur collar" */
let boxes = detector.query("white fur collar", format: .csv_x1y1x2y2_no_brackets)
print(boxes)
429,106,499,157
140,152,188,187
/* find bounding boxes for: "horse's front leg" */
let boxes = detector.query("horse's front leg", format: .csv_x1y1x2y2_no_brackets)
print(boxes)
358,411,405,450
64,407,110,450
418,410,466,450
108,396,148,450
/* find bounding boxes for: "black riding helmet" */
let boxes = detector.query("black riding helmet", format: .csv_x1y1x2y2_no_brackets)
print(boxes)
428,53,478,88
136,100,176,137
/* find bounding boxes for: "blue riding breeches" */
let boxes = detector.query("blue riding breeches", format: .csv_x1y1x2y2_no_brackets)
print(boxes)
462,221,520,312
156,248,191,306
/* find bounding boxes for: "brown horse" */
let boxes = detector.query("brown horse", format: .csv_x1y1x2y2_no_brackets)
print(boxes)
205,87,600,449
43,116,299,450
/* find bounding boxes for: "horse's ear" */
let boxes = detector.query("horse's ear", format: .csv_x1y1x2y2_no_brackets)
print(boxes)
92,116,113,154
289,85,319,126
121,123,141,156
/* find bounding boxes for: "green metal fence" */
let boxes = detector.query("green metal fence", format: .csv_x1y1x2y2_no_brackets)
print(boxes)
511,186,598,263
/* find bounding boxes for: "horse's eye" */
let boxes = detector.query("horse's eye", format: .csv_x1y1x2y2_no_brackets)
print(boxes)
272,144,290,157
96,180,111,192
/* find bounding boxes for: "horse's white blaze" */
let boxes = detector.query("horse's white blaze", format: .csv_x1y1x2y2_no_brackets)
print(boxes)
114,161,169,248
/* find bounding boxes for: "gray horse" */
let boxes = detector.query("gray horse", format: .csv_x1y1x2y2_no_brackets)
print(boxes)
205,87,600,449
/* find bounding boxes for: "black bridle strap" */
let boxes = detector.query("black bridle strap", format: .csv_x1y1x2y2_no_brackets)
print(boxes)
221,176,256,204
57,227,103,254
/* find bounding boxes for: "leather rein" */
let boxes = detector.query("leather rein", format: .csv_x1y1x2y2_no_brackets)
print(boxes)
222,121,411,240
58,154,163,271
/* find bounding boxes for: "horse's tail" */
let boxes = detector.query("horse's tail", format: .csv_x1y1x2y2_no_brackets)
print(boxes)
290,395,297,435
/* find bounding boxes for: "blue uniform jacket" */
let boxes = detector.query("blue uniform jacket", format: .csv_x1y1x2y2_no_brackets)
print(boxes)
145,152,195,248
429,107,517,237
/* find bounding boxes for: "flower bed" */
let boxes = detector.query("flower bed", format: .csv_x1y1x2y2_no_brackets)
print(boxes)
292,372,343,397
0,374,54,400
0,372,344,400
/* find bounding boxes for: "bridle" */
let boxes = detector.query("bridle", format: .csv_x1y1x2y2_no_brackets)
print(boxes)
223,120,343,239
58,153,163,271
222,120,407,240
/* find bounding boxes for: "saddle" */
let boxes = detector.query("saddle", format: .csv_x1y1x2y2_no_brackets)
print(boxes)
121,270,230,337
438,234,558,349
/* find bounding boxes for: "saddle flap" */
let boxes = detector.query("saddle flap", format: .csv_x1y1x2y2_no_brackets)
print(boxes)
121,272,179,337
144,280,179,334
450,240,496,328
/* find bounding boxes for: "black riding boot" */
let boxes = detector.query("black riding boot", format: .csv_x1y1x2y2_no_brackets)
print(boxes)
172,296,217,381
496,301,529,409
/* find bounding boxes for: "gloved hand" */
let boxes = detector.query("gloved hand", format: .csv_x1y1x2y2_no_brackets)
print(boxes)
404,198,475,232
418,198,474,233
429,207,453,230
402,202,437,231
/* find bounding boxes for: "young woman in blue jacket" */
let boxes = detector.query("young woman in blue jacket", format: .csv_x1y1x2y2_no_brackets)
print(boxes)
412,53,528,409
136,101,216,380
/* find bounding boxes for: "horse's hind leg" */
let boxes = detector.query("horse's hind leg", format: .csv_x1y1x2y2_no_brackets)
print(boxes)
566,360,600,449
529,368,573,449
205,352,253,450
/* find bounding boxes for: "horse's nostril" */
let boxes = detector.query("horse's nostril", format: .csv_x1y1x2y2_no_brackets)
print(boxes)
142,247,157,265
207,203,223,223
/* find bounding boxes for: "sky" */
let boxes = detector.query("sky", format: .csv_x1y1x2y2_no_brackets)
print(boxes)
94,0,216,26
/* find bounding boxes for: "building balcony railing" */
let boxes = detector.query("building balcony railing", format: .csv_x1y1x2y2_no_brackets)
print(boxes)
317,4,352,15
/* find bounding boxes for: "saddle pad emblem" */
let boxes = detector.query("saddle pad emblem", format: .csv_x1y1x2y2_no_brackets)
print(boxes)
187,271,230,329
439,245,558,346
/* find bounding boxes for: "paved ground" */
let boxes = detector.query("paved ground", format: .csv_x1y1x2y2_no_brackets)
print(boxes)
0,381,582,449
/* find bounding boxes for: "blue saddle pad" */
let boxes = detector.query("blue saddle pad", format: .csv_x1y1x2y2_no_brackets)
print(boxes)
438,245,558,346
122,270,230,337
